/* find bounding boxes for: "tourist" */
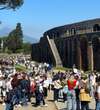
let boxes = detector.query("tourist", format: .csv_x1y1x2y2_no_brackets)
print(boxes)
0,74,6,105
5,89,15,110
62,83,68,102
43,75,49,98
74,74,80,110
19,73,29,106
96,82,100,110
39,83,47,106
79,82,91,110
88,72,96,98
30,78,35,97
53,78,62,102
67,74,77,110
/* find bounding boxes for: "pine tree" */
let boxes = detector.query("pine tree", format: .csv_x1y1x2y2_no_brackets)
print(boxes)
7,23,23,53
0,0,23,10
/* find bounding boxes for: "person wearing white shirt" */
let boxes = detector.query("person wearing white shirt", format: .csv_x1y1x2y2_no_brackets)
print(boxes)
96,82,100,110
6,78,12,92
43,78,49,98
0,78,3,102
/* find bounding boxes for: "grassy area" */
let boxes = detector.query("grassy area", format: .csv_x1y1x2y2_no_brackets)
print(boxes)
53,66,71,71
15,64,27,72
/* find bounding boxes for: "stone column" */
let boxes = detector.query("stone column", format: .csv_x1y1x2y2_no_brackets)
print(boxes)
87,42,94,71
77,40,82,70
67,39,70,67
71,39,74,66
63,40,67,65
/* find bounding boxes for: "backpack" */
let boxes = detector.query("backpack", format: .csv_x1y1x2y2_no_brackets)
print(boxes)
63,85,68,94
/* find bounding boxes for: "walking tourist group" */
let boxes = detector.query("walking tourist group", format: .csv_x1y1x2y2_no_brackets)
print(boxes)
0,55,99,110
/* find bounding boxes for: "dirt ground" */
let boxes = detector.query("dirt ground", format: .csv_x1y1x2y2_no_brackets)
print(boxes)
0,91,57,110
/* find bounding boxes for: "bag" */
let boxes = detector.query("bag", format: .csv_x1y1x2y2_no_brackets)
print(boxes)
63,85,68,94
80,89,91,102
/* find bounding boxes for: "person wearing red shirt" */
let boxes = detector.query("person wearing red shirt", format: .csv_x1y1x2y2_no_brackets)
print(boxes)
67,74,77,110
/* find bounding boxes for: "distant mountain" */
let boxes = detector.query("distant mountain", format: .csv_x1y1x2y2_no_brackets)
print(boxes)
0,27,39,44
0,27,11,36
23,35,39,44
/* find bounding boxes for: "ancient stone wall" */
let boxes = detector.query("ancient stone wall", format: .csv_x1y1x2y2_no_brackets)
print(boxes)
32,19,100,71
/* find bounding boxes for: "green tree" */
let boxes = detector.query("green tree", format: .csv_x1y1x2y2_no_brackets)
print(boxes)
22,42,31,54
0,36,8,52
0,0,24,10
7,23,23,53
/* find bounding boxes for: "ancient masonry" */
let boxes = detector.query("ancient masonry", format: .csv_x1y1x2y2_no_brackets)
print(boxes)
31,18,100,71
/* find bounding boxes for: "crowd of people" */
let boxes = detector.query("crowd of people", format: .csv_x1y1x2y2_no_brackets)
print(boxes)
0,55,52,110
0,55,99,110
52,69,100,110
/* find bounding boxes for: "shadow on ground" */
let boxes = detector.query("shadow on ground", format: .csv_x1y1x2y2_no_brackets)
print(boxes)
59,108,67,110
47,99,54,102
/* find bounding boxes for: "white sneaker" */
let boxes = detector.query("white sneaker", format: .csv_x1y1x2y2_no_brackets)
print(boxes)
54,101,57,103
44,104,48,107
40,104,43,107
18,104,21,107
2,103,5,106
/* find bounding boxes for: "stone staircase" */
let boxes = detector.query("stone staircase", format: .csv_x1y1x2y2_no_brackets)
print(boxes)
47,36,62,67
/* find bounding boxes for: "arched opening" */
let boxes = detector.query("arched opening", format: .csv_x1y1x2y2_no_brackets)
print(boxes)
80,37,88,71
72,38,78,68
71,28,76,35
93,24,100,32
92,37,100,71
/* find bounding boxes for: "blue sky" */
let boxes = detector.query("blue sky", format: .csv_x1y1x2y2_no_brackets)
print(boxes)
0,0,100,40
